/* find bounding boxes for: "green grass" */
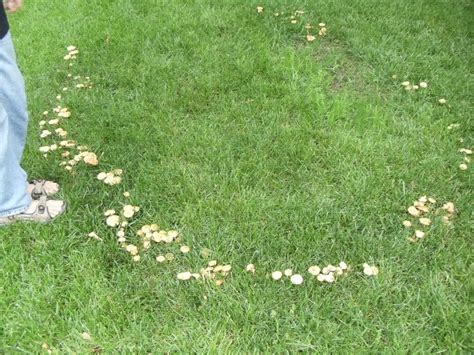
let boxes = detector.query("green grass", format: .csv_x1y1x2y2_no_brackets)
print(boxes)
1,0,473,352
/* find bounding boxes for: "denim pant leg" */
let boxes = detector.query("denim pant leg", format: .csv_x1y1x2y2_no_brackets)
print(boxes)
0,32,31,217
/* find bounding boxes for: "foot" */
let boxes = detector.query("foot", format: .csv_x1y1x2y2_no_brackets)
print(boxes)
27,180,60,199
0,197,66,225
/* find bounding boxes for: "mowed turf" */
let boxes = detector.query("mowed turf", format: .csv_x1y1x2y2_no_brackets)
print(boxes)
1,0,472,352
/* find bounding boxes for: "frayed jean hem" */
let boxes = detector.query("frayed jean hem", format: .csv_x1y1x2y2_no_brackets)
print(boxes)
0,202,29,217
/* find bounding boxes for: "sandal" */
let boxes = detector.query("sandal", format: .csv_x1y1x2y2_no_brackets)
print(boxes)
0,196,67,225
28,180,60,200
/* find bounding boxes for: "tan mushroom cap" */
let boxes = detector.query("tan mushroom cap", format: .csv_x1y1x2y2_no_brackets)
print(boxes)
408,206,421,217
106,215,120,227
419,217,431,226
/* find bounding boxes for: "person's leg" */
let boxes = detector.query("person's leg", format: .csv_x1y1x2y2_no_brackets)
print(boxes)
1,32,28,162
0,101,31,217
0,32,31,217
0,32,67,224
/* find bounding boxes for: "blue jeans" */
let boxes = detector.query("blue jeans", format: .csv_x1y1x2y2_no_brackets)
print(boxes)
0,32,31,217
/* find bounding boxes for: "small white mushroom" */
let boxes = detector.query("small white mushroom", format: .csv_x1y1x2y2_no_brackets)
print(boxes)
271,271,283,280
208,260,217,267
177,272,192,281
106,215,120,227
246,264,256,273
81,332,92,341
222,265,232,273
325,273,335,282
408,206,421,217
290,274,303,285
97,172,107,180
308,265,321,275
442,202,455,214
415,230,425,239
125,244,138,255
419,217,431,226
123,205,135,218
363,265,379,276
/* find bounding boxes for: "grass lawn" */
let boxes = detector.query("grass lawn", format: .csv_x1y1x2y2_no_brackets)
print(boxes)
1,0,472,352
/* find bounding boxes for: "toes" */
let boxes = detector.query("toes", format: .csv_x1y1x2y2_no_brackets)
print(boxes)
44,182,60,195
46,200,66,218
28,180,60,197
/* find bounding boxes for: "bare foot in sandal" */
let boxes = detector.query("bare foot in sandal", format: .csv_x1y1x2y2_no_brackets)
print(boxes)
0,196,66,225
27,180,60,199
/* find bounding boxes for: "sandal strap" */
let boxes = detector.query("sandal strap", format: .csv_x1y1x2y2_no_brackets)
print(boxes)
36,196,52,218
2,197,66,224
30,180,59,200
14,197,52,221
30,180,47,199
